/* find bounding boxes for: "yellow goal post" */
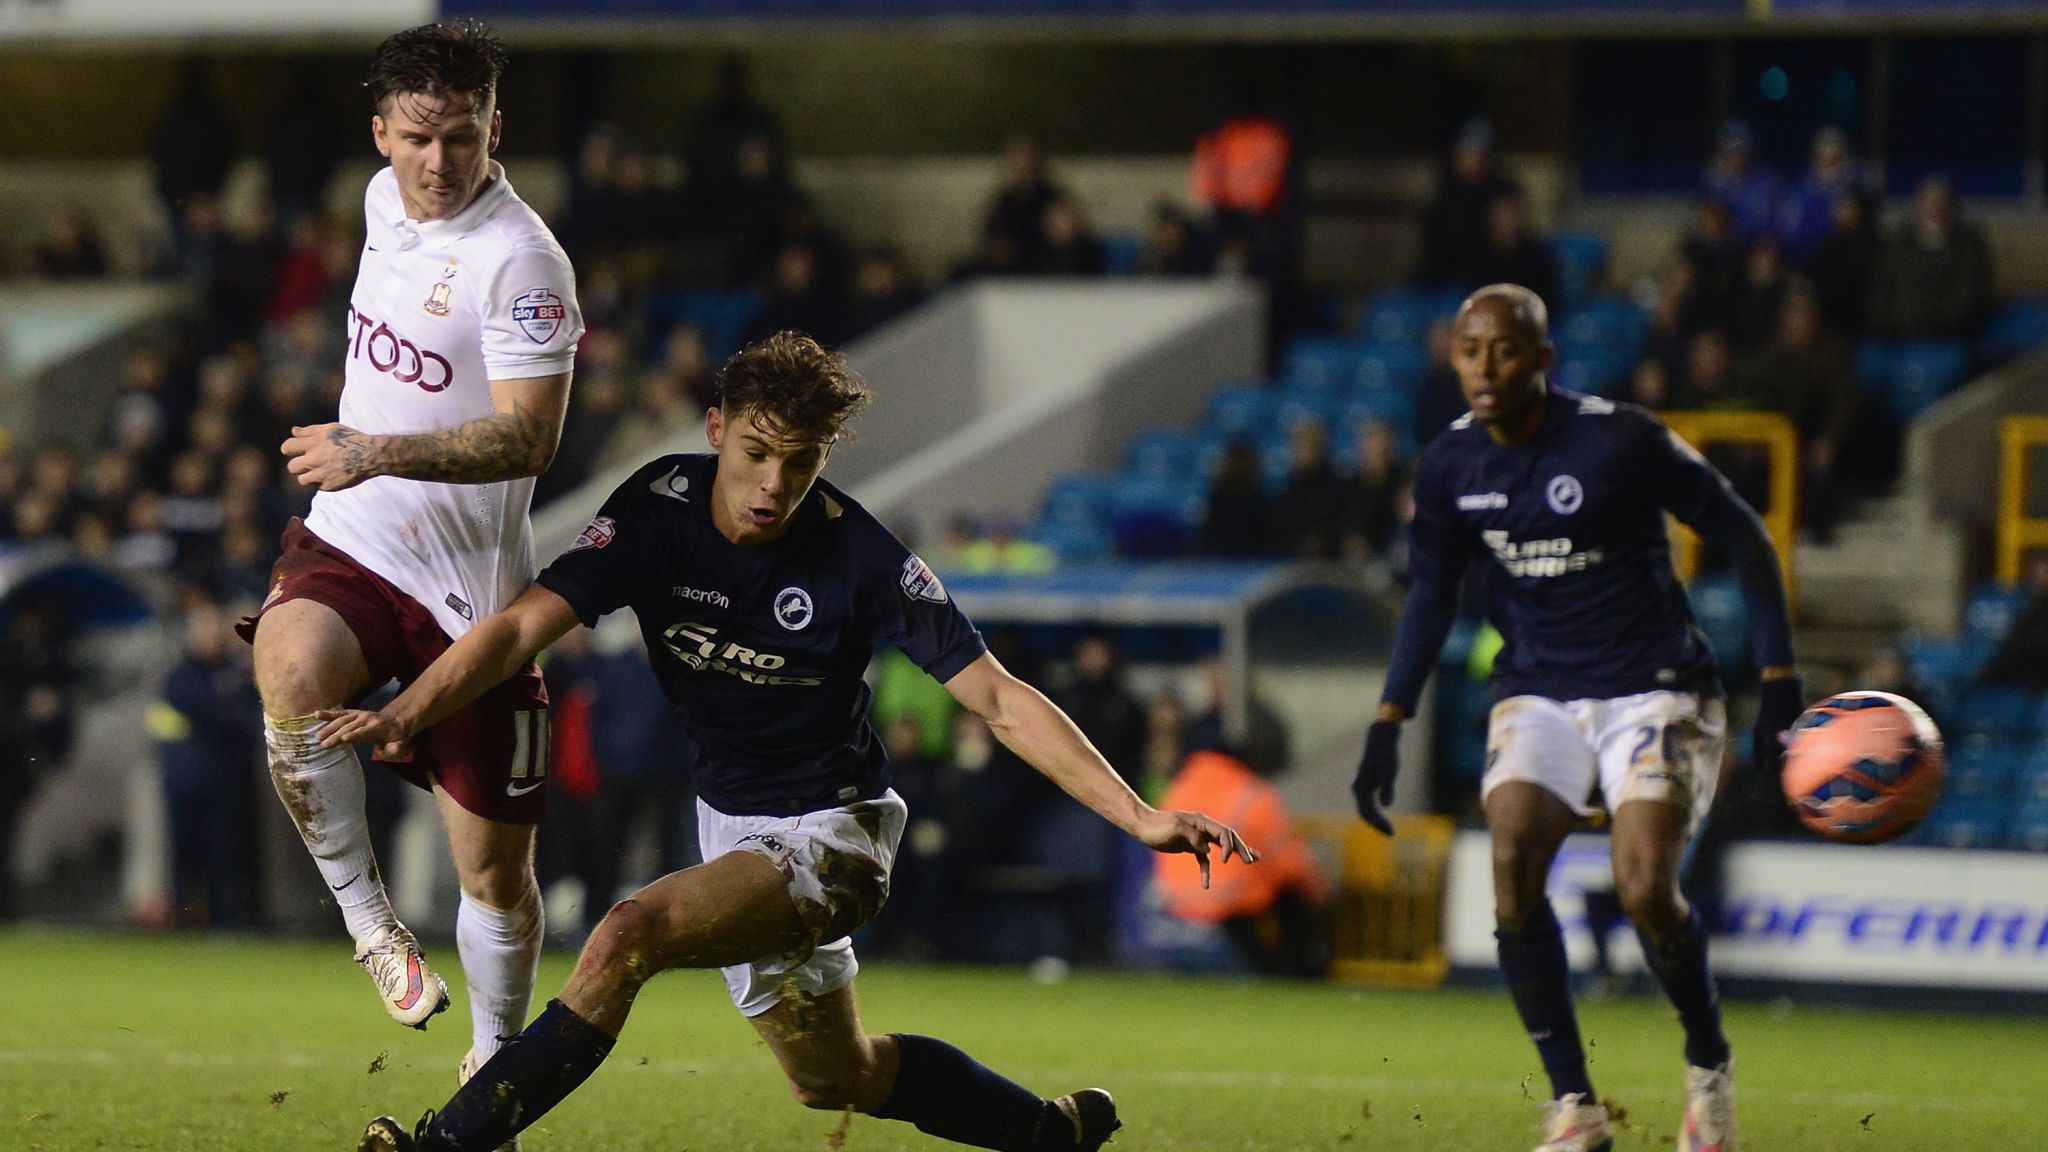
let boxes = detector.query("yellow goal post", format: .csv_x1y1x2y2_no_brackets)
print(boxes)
1661,410,1798,605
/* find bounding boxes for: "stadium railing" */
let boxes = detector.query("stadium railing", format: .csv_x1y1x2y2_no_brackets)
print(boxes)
1997,414,2048,585
1662,410,1799,604
1298,812,1455,988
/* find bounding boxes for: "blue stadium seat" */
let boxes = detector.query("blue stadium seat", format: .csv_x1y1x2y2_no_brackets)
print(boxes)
1887,341,1971,418
1856,341,1899,396
1101,232,1143,277
1256,436,1296,492
1282,336,1360,396
1958,684,2039,741
1944,738,2020,802
1356,289,1450,347
2019,745,2048,802
1919,798,2007,850
1125,427,1202,484
1981,298,2048,363
1109,477,1201,558
1028,518,1112,564
1688,574,1751,678
1551,346,1636,397
1557,297,1650,354
2009,798,2048,851
642,289,763,361
1275,388,1337,433
1206,385,1275,440
1550,230,1609,310
1899,633,1994,718
1041,471,1117,528
1965,582,2030,642
1351,343,1428,397
1336,393,1416,449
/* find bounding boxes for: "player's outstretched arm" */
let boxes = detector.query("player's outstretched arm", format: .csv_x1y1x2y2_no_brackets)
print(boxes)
943,651,1257,886
318,583,581,757
283,371,572,491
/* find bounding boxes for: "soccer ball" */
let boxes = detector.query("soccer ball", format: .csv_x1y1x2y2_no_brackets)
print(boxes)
1780,690,1946,844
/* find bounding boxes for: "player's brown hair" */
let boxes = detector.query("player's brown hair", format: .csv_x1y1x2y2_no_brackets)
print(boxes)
364,20,508,114
716,331,872,445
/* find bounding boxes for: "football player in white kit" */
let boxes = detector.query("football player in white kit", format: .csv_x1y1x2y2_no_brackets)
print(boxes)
236,22,582,1124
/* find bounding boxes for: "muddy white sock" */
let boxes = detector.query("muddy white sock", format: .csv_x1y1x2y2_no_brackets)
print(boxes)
265,713,393,944
458,885,544,1057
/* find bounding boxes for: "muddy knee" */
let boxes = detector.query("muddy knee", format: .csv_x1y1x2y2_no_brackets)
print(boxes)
786,1071,865,1112
577,899,669,992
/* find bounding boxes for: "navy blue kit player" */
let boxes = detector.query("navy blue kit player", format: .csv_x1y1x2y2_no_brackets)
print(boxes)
1352,286,1805,1152
324,331,1256,1152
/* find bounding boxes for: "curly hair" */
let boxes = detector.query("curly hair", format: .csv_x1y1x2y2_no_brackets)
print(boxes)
716,331,871,445
364,21,507,114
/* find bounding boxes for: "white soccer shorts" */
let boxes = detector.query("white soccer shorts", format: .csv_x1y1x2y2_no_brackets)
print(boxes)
1479,690,1728,831
695,790,908,1017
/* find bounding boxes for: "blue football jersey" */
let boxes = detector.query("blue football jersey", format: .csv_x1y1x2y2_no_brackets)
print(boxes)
1391,390,1747,707
537,454,986,817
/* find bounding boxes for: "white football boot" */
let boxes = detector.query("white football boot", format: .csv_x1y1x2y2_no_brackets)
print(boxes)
1680,1060,1736,1152
353,922,449,1029
1535,1092,1614,1152
459,1047,523,1152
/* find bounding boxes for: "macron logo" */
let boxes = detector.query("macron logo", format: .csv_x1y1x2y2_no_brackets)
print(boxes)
1457,492,1509,511
649,465,690,502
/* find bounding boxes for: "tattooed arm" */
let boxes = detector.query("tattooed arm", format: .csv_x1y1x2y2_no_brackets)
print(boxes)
282,372,573,491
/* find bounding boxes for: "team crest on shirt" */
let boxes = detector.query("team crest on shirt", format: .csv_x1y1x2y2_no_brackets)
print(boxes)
774,586,814,631
511,287,566,344
570,516,617,552
1546,475,1584,515
423,281,452,316
900,554,948,604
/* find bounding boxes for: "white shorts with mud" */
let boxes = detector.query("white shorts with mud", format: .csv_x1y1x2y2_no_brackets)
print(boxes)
1479,690,1728,834
695,790,908,1017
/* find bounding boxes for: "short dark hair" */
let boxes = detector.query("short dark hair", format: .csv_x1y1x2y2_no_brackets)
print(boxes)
716,331,870,445
364,21,507,114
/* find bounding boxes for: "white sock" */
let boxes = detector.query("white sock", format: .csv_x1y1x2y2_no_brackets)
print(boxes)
457,886,544,1058
265,713,394,944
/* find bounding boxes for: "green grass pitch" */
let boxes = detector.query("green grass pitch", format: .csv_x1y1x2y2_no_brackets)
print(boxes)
4,929,2044,1151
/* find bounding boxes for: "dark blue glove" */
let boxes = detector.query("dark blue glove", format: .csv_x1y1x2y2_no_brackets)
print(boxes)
1753,675,1806,777
1353,720,1402,835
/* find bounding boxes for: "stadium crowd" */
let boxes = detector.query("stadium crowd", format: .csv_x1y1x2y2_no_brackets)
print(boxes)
0,58,2037,940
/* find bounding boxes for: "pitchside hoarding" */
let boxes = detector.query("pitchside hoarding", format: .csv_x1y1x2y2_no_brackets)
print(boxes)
1446,832,2048,991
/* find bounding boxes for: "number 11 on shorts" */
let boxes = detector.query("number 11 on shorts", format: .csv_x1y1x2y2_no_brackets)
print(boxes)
510,708,549,781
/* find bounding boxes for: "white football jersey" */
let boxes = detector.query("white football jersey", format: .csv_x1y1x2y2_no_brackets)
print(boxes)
304,161,583,640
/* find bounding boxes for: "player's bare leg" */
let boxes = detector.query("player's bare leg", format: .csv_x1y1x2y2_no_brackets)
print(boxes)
1612,799,1734,1152
256,600,447,1029
435,786,542,1152
1487,781,1610,1152
751,982,1120,1150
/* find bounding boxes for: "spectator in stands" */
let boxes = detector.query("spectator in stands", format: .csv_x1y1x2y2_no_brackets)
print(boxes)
149,59,238,236
535,332,631,505
1974,556,2048,690
24,445,79,536
846,249,925,336
1626,357,1675,411
1413,316,1466,448
1702,119,1782,244
1137,202,1209,277
112,492,176,573
1776,126,1862,262
158,449,224,581
1141,690,1190,804
1417,116,1519,291
1278,421,1346,560
264,216,338,330
1340,419,1408,565
1680,198,1744,334
1201,439,1276,558
1729,235,1791,353
742,243,847,348
871,712,954,959
683,57,787,229
1155,743,1328,978
1191,93,1293,234
154,586,263,928
1870,173,1995,342
584,628,697,913
1052,633,1149,791
720,132,803,286
1027,195,1106,276
979,134,1067,276
261,75,345,230
25,210,109,279
0,603,75,922
1731,285,1854,543
1678,329,1736,410
1469,191,1559,308
1643,262,1707,390
1807,190,1879,337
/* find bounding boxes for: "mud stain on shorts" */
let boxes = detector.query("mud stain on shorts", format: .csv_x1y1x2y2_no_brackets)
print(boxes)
794,849,888,949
